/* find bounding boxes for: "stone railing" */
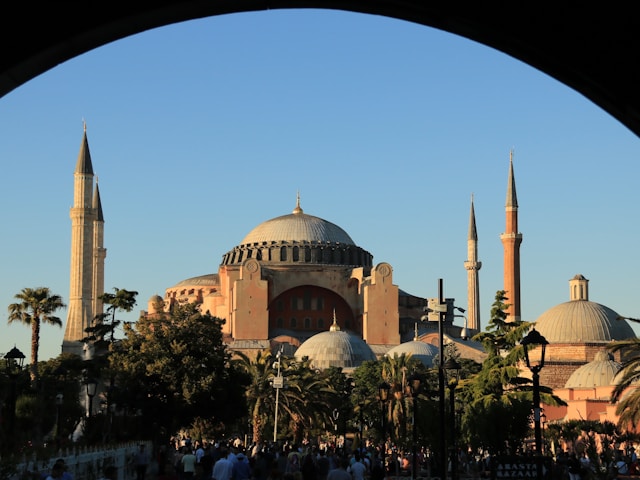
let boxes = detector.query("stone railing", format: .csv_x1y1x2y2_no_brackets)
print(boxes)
8,441,152,480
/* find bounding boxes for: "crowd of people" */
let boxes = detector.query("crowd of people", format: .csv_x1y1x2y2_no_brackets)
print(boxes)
156,439,390,480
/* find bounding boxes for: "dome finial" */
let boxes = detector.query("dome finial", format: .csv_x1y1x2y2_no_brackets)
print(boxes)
330,309,341,331
293,190,303,214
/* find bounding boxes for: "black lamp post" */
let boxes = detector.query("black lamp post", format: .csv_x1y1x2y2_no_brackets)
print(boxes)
408,373,423,480
332,408,340,447
4,346,25,436
436,279,448,480
443,359,461,480
85,377,98,417
521,327,548,456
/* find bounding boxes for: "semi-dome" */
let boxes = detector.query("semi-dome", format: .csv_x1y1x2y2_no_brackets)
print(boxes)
240,201,355,246
294,314,376,370
564,350,622,388
385,340,439,367
535,274,635,343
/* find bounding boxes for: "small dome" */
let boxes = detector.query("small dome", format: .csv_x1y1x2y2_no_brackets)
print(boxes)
535,300,635,343
536,274,635,343
565,350,621,388
294,315,375,370
386,341,439,367
240,200,355,246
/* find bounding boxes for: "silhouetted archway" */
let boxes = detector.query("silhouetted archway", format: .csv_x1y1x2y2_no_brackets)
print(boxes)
1,3,640,137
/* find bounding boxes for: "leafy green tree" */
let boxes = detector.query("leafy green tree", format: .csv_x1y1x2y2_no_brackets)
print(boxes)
351,360,384,441
108,302,249,441
459,290,565,455
7,287,66,385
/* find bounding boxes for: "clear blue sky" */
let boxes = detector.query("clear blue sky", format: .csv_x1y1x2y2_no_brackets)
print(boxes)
1,9,639,362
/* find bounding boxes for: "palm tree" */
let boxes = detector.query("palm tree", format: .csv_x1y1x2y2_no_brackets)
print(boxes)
7,287,66,385
381,353,420,446
235,349,277,444
608,337,640,430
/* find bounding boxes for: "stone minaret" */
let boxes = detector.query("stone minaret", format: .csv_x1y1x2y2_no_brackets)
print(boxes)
500,150,522,321
63,124,105,356
464,194,481,334
92,181,106,320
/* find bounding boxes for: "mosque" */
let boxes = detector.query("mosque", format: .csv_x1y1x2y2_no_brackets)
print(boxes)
62,127,638,423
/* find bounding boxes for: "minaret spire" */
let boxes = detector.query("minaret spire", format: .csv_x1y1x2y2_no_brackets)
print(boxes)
64,124,105,357
500,149,522,321
92,181,107,321
464,193,482,333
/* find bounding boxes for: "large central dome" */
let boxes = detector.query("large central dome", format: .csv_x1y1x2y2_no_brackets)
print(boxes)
240,202,355,246
221,198,372,267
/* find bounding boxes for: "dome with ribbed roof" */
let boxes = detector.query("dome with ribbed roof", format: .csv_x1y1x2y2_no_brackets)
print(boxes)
535,274,635,343
564,350,622,388
294,314,376,370
386,340,439,367
171,273,219,288
386,324,440,367
240,198,355,246
221,196,373,267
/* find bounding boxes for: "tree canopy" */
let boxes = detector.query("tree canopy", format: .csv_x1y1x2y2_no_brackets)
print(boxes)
107,302,249,440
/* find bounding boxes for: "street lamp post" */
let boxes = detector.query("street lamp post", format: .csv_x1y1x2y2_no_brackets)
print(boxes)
453,307,469,341
521,328,548,480
272,347,284,443
333,408,340,447
435,279,448,480
85,377,98,417
521,328,548,455
444,359,461,480
4,346,25,436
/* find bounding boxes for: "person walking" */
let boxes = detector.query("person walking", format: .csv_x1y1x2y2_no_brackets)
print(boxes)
327,457,351,480
182,447,198,479
212,448,234,480
133,444,151,480
233,452,252,480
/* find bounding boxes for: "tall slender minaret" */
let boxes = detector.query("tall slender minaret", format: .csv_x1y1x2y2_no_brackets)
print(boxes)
92,180,106,319
464,194,481,333
63,124,105,356
500,150,522,321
